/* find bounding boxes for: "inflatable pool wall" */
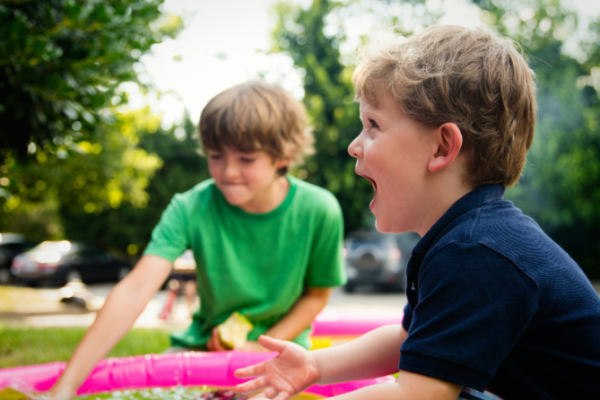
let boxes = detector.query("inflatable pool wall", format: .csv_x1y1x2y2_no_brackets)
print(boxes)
0,352,394,397
310,310,403,349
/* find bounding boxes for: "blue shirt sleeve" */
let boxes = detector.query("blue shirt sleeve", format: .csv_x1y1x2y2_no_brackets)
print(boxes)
399,243,539,391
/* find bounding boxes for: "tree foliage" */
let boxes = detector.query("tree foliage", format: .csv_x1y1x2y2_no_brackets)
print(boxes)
0,0,181,159
58,115,208,256
0,0,191,253
271,0,374,235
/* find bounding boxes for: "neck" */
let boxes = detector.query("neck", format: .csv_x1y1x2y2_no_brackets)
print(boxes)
415,177,475,237
240,175,290,214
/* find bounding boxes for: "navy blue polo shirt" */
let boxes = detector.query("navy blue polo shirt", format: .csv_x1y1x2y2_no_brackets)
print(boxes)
399,184,600,399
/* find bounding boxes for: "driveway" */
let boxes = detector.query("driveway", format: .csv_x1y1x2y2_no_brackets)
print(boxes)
1,281,598,328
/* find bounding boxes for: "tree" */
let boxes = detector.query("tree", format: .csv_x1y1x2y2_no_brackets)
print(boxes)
0,0,181,159
271,0,375,235
58,114,209,256
0,107,164,243
0,0,186,251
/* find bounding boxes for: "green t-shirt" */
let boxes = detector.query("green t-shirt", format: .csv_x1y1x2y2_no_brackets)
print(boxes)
144,176,346,349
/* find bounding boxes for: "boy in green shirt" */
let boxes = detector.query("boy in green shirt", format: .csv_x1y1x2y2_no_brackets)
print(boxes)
50,81,346,399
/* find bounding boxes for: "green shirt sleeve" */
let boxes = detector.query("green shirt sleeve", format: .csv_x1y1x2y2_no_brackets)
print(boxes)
144,193,189,262
304,193,346,288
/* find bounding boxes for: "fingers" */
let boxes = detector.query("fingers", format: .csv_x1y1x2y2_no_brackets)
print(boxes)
207,328,218,351
235,375,268,393
249,387,289,400
235,361,266,378
208,327,227,352
261,387,278,398
257,335,289,353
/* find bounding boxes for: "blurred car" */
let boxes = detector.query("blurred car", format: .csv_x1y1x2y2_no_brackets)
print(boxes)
0,233,36,284
159,250,198,319
343,230,420,293
11,240,132,286
171,249,197,280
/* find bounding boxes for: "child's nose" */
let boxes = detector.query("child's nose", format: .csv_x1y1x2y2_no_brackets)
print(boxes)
223,160,240,179
348,135,363,159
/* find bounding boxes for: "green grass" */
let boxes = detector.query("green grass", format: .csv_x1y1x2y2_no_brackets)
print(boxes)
0,326,175,369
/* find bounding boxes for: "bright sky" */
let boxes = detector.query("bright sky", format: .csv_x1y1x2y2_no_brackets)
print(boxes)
133,0,600,128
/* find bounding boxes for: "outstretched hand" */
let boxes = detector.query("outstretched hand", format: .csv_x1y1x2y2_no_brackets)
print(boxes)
234,336,320,400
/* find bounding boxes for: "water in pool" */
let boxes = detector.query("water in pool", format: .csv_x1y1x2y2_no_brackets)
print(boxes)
73,387,322,400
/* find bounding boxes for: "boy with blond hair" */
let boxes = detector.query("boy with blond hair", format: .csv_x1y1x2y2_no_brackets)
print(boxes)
235,26,600,400
50,81,346,399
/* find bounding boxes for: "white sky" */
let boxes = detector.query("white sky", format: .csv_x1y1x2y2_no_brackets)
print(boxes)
131,0,600,128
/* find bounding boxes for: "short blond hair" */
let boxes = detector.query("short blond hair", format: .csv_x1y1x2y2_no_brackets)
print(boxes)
353,25,537,187
199,81,314,174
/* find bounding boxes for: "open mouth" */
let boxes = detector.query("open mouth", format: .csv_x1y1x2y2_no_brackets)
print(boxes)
356,172,378,211
362,175,377,191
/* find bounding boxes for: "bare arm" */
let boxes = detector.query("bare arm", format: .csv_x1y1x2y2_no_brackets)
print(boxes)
237,327,462,400
302,371,461,400
316,324,407,383
235,325,406,396
50,255,172,399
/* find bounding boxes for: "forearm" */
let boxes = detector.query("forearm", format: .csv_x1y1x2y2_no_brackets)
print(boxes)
319,375,460,400
51,256,171,397
264,287,331,341
314,325,407,384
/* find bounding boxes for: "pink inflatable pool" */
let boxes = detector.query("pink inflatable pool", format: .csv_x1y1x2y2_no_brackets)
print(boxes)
0,352,394,397
311,310,403,336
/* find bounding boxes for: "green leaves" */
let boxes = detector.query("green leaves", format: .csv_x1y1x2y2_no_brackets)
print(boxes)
271,0,373,234
0,0,182,159
0,0,186,252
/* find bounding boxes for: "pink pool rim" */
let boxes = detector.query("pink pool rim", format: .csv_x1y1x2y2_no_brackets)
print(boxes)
0,352,394,397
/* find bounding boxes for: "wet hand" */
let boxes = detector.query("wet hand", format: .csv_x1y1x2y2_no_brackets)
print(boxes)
44,386,75,400
207,327,228,351
234,336,320,400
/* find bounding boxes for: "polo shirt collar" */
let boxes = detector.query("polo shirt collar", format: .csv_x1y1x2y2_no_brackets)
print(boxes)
412,184,506,255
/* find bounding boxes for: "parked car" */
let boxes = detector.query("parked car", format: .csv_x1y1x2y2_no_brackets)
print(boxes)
171,249,197,280
0,233,36,284
11,240,132,286
343,230,420,293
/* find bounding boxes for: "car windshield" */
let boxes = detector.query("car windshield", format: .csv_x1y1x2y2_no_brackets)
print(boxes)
33,241,74,254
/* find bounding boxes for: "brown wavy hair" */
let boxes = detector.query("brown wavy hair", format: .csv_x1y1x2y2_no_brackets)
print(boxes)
199,80,314,175
353,25,537,187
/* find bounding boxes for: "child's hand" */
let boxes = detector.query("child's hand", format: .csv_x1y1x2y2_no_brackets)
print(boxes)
44,386,75,400
234,335,320,400
207,327,228,351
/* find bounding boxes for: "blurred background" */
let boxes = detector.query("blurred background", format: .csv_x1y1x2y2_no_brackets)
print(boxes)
2,0,600,278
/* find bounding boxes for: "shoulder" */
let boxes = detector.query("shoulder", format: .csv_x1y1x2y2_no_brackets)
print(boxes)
427,198,578,288
168,179,217,211
290,176,342,216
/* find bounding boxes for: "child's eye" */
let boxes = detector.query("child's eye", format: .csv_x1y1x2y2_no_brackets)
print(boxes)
240,157,255,164
209,154,222,160
369,119,379,129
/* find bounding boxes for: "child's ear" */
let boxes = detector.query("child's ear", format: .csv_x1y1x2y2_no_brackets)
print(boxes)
428,122,463,172
275,157,292,169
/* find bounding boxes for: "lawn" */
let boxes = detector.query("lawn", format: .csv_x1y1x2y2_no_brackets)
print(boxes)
0,326,174,369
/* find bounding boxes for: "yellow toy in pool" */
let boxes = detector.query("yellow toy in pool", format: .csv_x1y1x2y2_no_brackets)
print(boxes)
218,312,254,349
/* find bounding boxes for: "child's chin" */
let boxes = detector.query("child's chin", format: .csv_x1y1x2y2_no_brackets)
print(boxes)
374,218,396,234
